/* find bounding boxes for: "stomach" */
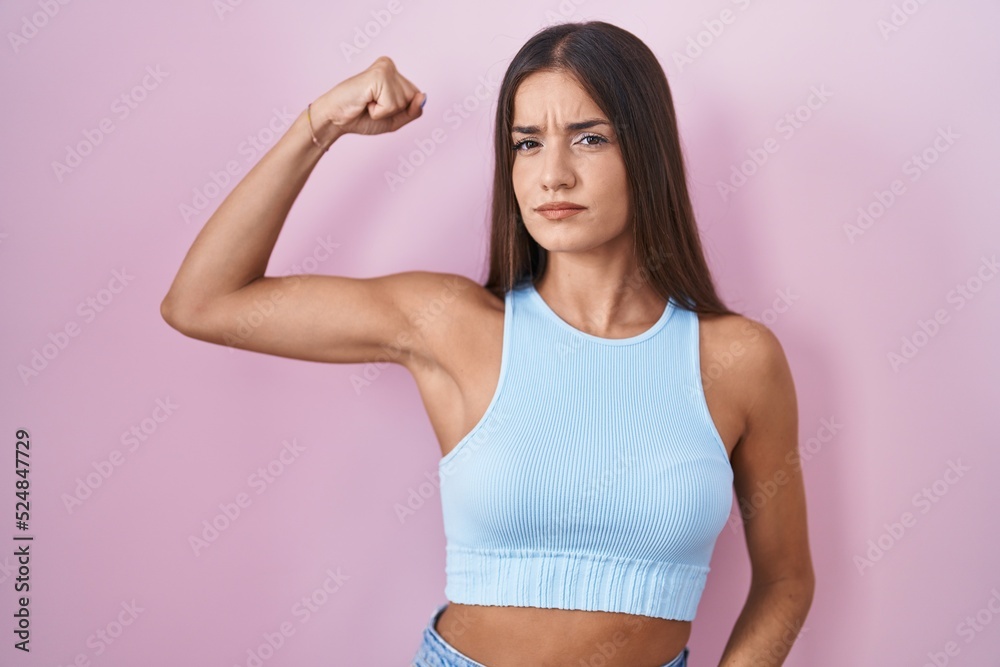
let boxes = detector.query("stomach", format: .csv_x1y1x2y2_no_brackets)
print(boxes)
434,602,691,667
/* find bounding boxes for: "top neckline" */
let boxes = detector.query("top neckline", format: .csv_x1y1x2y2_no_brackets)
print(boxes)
525,282,675,346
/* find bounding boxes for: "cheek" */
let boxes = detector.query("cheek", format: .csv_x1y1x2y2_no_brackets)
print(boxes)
511,164,528,206
591,165,629,214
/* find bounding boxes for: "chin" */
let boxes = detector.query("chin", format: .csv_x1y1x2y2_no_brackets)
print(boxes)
528,221,624,253
533,233,610,255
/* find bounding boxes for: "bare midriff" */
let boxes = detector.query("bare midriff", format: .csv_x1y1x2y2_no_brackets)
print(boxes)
435,602,690,667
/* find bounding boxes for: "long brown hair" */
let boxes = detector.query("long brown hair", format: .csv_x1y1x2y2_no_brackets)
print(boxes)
482,20,736,317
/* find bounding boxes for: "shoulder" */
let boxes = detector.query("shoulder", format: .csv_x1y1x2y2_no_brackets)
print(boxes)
390,271,501,368
391,271,498,318
697,312,787,375
697,312,796,436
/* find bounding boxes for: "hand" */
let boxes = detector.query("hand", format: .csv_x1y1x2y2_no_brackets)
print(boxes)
315,56,426,139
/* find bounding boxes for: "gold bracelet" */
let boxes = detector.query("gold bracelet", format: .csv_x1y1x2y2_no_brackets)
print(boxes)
307,102,329,153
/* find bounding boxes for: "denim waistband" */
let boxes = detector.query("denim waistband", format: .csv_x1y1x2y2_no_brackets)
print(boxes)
411,603,689,667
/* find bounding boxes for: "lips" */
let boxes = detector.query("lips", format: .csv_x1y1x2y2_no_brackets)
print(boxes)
535,202,585,212
536,206,585,220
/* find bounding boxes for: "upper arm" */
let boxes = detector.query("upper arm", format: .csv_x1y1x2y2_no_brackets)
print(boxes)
729,322,815,588
160,270,479,367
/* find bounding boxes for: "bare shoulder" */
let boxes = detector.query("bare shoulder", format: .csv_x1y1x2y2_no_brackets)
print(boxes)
393,271,502,371
703,314,810,591
697,312,796,442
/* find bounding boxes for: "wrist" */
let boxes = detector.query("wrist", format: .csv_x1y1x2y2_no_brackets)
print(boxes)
304,102,342,152
308,96,345,147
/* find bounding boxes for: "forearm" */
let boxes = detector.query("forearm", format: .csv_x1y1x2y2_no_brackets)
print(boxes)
718,577,814,667
163,100,343,313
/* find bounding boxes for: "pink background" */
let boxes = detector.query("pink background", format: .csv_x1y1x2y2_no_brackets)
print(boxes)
2,1,999,665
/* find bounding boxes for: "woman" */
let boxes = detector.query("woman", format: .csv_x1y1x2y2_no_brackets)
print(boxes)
162,20,814,667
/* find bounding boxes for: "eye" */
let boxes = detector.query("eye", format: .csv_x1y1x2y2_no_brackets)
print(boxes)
512,134,608,153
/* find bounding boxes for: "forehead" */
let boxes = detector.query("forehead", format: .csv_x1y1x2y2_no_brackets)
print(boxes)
511,70,601,124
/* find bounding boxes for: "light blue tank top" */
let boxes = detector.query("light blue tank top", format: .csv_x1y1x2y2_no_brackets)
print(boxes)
438,279,734,621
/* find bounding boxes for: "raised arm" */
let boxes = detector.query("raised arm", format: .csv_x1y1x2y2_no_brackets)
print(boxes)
160,56,435,366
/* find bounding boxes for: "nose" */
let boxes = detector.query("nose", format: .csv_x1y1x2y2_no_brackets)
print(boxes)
540,142,576,191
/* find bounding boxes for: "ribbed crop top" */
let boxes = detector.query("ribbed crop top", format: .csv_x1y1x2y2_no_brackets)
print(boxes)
438,279,734,622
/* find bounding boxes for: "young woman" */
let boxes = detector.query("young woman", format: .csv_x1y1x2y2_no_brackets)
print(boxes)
162,20,814,667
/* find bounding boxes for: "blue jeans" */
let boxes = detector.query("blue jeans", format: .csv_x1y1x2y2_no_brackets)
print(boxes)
411,603,689,667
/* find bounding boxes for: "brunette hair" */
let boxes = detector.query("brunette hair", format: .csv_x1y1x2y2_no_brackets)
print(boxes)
482,20,736,316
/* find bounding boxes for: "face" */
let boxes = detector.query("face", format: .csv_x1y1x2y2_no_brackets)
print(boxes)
510,69,631,256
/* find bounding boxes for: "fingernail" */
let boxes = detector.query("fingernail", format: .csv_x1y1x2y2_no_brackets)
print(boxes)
420,93,427,109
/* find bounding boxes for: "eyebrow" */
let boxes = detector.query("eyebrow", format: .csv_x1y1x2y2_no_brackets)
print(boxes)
511,119,610,135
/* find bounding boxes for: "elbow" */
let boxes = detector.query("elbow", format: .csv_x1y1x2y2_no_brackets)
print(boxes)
160,294,180,328
160,295,173,324
160,293,196,334
752,567,816,602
